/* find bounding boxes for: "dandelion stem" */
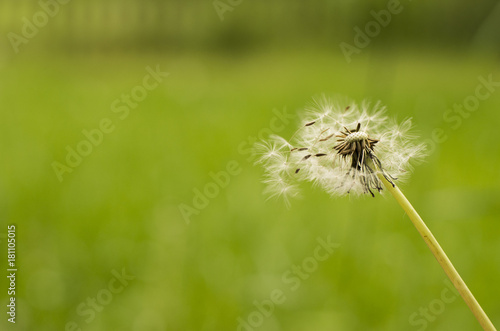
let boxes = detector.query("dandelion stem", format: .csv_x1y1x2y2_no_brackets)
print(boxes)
376,173,497,331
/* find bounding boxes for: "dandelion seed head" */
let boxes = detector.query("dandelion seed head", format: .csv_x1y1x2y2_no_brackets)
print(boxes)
344,131,369,143
257,96,426,202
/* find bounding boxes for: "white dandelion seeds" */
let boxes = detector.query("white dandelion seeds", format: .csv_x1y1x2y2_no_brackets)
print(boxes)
257,96,496,330
257,97,426,199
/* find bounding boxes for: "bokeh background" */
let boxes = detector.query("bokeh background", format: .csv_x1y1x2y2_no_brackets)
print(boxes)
1,1,500,330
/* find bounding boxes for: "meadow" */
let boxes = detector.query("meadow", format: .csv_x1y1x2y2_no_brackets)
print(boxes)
0,44,499,330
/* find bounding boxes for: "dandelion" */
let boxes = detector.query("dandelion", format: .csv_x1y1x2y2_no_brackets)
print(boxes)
258,97,425,199
257,96,496,331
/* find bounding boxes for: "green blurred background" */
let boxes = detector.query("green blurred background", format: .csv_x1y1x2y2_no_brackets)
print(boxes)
1,0,499,330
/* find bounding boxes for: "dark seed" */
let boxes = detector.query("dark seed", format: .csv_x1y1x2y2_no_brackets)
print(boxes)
295,168,300,173
319,134,334,141
302,154,312,160
298,147,309,151
315,153,327,157
305,121,316,126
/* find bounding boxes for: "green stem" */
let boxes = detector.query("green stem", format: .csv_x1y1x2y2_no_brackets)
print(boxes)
376,173,496,331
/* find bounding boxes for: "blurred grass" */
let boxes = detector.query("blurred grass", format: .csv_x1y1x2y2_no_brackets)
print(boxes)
0,47,499,330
